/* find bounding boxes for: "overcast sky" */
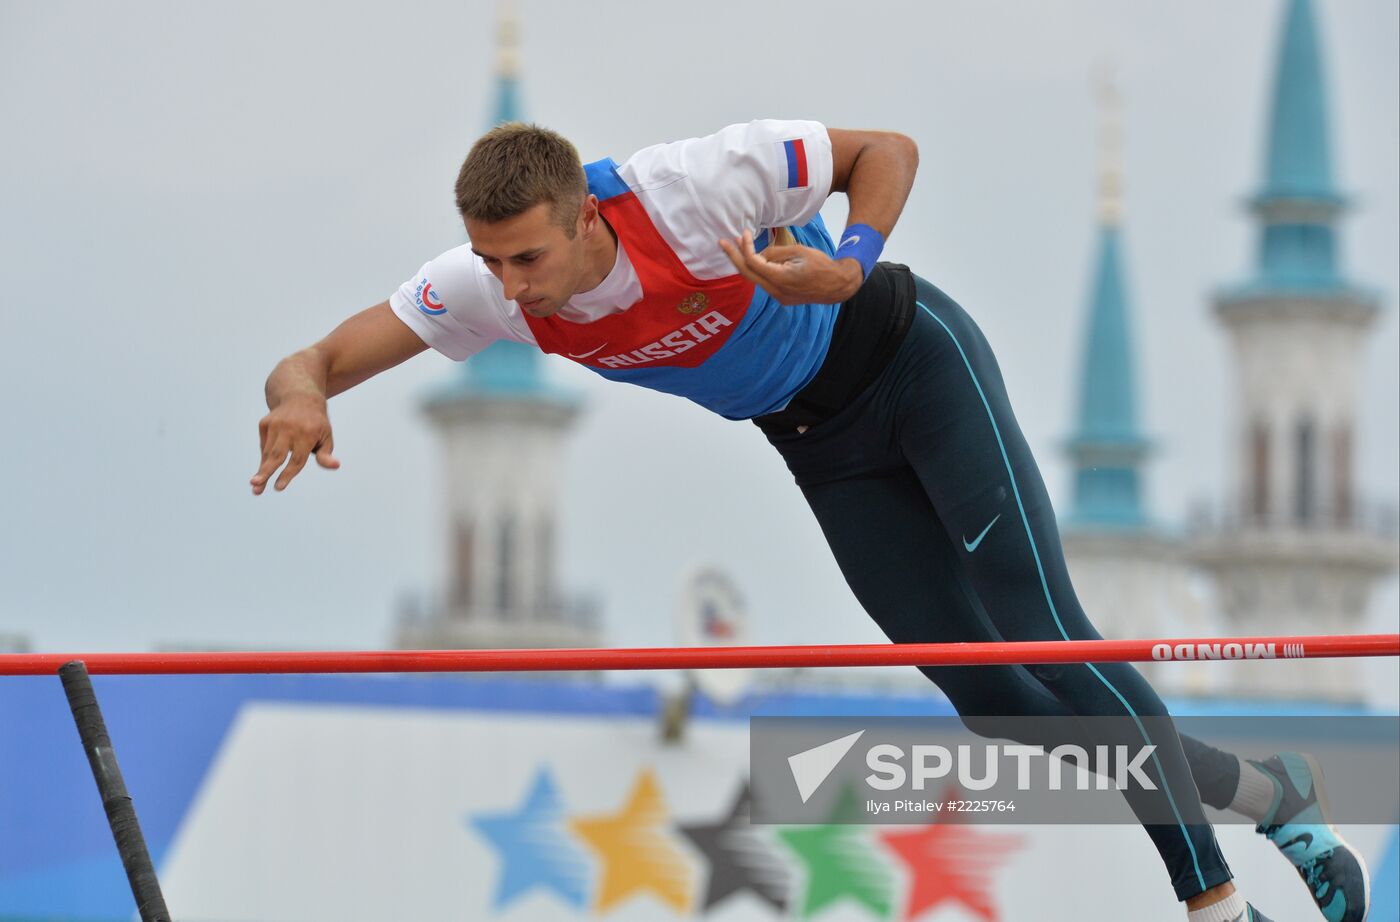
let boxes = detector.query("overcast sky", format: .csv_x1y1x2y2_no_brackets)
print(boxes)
2,1,1396,701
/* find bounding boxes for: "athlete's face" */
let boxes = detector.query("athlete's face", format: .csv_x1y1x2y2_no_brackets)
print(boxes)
467,198,604,318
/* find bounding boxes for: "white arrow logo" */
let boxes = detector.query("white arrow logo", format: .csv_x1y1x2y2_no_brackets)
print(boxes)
788,730,865,803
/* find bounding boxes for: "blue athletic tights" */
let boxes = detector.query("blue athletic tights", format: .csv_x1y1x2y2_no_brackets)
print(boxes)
764,274,1235,902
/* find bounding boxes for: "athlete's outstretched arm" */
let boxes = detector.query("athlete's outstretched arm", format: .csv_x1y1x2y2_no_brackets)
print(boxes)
720,127,918,305
251,301,428,495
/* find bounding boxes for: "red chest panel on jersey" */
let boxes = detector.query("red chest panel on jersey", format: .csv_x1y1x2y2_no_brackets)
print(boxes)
522,186,754,370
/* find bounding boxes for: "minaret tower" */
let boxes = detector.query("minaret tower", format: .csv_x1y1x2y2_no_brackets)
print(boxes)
395,0,598,651
1062,74,1210,692
1191,0,1395,701
1066,73,1150,530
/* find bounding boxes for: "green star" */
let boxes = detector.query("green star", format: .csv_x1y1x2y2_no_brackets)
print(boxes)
775,784,894,919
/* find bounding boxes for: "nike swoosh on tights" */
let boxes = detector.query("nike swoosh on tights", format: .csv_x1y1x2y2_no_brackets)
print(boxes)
962,514,1002,553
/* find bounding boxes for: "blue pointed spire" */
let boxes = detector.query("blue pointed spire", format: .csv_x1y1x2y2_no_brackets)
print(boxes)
1067,226,1150,529
1260,0,1334,201
1065,75,1150,530
1075,229,1140,446
1242,0,1350,292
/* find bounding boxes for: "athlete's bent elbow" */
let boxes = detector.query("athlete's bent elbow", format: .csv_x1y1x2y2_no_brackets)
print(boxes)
892,132,919,172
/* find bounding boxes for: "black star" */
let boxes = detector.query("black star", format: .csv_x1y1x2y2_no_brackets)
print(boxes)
678,781,791,912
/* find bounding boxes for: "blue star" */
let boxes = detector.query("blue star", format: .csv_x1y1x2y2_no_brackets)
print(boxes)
467,767,592,910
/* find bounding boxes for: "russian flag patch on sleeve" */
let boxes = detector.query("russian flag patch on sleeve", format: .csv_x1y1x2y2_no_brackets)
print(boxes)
780,138,809,190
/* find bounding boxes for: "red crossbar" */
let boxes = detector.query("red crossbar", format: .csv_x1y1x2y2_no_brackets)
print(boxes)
0,634,1395,676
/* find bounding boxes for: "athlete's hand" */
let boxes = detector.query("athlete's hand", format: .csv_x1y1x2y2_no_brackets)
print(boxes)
251,394,340,495
719,229,864,306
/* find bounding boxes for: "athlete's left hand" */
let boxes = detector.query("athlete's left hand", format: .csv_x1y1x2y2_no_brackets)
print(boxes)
719,229,865,306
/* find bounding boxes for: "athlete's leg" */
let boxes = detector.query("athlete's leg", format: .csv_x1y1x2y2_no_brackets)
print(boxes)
791,463,1085,724
784,450,1232,766
762,371,1101,737
773,430,1240,907
788,455,1247,794
892,276,1234,903
765,363,1234,776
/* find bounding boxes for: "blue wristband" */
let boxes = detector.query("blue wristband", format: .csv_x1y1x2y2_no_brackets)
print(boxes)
835,223,885,280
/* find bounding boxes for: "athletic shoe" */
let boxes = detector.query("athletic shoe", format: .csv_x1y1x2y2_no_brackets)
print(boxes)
1252,752,1370,922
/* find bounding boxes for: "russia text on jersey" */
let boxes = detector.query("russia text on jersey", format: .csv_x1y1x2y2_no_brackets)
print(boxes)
594,311,734,368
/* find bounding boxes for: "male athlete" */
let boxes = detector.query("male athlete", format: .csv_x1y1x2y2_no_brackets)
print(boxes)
252,120,1369,921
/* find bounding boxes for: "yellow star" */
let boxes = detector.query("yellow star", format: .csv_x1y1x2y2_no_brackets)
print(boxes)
568,768,695,914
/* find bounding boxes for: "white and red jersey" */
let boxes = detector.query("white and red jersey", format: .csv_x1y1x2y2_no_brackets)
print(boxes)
389,119,839,419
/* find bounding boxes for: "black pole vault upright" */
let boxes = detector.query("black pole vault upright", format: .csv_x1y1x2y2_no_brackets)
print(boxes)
59,660,172,922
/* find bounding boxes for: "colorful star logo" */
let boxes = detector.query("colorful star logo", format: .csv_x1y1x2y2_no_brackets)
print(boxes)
467,767,593,911
777,784,896,919
877,787,1023,921
678,781,791,913
569,768,696,914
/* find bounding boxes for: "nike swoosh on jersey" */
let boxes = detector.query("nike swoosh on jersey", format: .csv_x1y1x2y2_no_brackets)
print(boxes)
567,343,609,359
962,513,1002,553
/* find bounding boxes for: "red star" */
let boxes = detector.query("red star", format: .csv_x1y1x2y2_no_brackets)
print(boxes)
876,791,1023,922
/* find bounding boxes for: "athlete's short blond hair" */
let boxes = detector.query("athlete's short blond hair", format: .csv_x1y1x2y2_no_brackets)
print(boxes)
454,123,587,237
